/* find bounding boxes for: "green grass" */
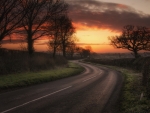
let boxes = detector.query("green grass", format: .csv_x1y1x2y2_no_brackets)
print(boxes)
83,60,150,113
115,68,150,113
0,62,84,91
101,65,150,113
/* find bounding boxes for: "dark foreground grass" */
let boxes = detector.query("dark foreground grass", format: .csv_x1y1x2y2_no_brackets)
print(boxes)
0,62,84,92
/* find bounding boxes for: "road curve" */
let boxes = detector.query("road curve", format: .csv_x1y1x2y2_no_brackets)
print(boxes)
0,61,123,113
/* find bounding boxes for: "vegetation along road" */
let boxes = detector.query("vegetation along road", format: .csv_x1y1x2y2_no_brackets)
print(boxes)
0,61,123,113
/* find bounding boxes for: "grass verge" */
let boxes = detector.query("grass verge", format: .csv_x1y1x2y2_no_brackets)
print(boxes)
0,62,84,92
83,61,150,113
114,67,150,113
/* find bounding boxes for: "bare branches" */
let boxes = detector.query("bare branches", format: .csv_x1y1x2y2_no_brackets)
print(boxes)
0,0,24,41
18,0,68,55
109,25,150,58
47,13,76,58
0,0,71,56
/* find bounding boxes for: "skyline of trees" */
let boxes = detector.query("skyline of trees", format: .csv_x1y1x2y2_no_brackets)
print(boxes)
0,0,93,58
0,0,76,57
109,25,150,58
19,0,68,56
1,1,150,57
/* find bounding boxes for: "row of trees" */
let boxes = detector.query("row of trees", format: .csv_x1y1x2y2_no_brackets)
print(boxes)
0,0,77,57
48,41,92,58
48,13,76,58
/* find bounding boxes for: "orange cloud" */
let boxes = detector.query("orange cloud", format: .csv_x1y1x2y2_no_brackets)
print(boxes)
117,4,128,9
72,22,100,31
68,0,150,32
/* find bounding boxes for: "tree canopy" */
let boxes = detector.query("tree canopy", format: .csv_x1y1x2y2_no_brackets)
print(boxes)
19,0,67,56
109,25,150,58
47,13,76,58
0,0,24,41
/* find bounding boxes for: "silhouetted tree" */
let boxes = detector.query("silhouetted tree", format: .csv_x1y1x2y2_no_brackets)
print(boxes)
82,49,90,58
19,0,66,56
47,14,65,58
76,46,83,57
66,39,77,58
75,46,91,58
59,15,75,57
0,0,23,42
109,25,150,58
47,13,75,58
85,45,92,53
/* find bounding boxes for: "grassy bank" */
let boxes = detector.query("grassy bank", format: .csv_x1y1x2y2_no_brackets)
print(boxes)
108,66,150,113
0,62,84,92
84,60,150,112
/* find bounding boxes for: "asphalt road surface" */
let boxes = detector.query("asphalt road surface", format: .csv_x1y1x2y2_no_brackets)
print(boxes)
0,61,123,113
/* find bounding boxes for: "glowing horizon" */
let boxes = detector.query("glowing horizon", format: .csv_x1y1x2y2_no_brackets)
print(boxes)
1,40,130,53
1,0,150,53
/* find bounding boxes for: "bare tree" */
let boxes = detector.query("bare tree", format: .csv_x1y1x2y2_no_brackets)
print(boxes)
59,15,75,57
66,39,77,58
75,46,91,58
19,0,67,56
0,0,23,42
47,14,64,58
109,25,150,58
47,12,75,58
75,46,83,58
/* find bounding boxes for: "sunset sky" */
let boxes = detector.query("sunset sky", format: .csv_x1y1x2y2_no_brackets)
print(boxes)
2,0,150,53
65,0,150,52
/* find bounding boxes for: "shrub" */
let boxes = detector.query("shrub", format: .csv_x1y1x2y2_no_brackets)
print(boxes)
0,49,68,75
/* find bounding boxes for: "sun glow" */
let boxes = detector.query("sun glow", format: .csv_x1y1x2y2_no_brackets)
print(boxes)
2,22,123,53
74,25,123,53
73,22,120,44
76,29,119,44
2,26,124,53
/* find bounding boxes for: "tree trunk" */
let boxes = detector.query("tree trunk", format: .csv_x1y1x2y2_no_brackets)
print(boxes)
53,47,56,58
133,49,139,58
62,45,66,57
27,36,34,57
0,36,3,42
71,52,74,58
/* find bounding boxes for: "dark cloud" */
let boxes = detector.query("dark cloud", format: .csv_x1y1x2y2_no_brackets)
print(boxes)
67,0,150,32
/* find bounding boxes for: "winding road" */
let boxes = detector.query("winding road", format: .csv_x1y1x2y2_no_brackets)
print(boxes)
0,61,123,113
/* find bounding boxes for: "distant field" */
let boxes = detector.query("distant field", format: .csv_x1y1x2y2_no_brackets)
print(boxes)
92,52,150,59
